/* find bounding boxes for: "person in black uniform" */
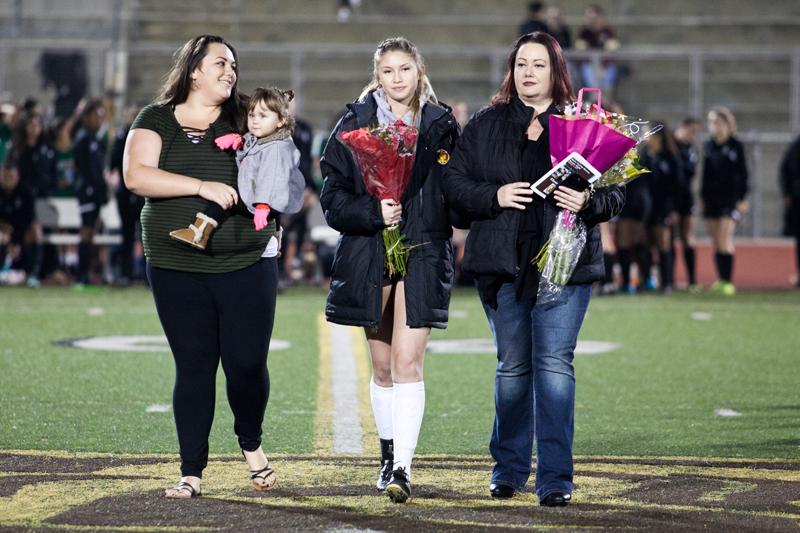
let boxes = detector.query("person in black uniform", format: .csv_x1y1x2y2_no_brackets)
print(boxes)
73,98,109,285
701,106,748,295
615,164,652,293
780,134,800,287
110,103,144,286
11,112,56,286
641,125,682,292
673,117,701,290
0,160,36,283
279,111,318,282
14,112,58,199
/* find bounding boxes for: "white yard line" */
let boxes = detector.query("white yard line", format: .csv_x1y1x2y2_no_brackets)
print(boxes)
328,322,363,454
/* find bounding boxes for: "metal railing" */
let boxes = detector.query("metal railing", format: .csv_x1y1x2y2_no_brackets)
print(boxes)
1,5,798,238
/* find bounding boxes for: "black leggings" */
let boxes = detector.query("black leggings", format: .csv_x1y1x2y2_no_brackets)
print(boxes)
147,258,278,478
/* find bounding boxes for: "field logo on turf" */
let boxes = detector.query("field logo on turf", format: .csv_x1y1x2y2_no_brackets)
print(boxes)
52,335,290,352
426,339,621,355
1,452,799,531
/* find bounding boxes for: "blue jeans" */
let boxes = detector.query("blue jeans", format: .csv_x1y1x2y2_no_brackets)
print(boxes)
483,283,591,500
580,62,619,94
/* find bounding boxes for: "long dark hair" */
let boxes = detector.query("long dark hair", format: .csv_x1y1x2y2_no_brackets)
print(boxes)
11,111,45,159
649,123,680,159
156,35,247,131
79,98,105,129
491,32,573,107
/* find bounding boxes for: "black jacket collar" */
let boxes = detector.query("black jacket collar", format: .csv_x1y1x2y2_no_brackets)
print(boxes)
346,91,454,138
508,96,560,128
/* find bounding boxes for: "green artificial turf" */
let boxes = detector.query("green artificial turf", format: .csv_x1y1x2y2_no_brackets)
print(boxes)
427,288,800,458
2,286,798,459
0,286,318,454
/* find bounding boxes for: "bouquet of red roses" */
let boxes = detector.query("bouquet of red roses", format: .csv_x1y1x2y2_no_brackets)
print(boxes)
338,120,419,276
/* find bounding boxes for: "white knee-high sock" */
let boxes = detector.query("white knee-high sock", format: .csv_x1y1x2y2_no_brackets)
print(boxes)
370,378,394,440
392,380,425,479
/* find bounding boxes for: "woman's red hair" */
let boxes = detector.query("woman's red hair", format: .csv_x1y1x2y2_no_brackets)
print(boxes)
491,32,574,107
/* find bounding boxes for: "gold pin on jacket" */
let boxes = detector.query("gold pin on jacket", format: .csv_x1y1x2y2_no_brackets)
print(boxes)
436,149,450,165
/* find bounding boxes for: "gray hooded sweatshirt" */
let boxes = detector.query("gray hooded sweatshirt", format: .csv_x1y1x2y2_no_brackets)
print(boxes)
235,130,305,215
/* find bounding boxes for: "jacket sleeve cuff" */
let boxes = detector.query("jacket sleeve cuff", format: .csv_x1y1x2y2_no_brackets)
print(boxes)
369,195,385,231
488,186,503,218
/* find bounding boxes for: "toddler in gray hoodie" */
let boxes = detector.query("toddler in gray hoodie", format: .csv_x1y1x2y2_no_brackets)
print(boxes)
170,87,305,250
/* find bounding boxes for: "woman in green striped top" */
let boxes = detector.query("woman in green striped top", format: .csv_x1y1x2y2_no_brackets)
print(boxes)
124,35,279,499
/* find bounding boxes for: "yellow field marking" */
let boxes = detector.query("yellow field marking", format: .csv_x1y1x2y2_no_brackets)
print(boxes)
313,314,333,454
580,462,800,482
351,327,378,455
699,480,758,503
0,479,159,525
599,498,800,521
2,452,800,530
25,524,213,532
577,454,800,465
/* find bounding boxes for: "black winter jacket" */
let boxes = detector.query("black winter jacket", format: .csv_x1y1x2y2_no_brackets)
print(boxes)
17,140,58,198
443,97,625,298
320,94,459,328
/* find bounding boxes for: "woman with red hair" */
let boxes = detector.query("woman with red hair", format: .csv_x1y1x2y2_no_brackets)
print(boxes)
444,32,624,506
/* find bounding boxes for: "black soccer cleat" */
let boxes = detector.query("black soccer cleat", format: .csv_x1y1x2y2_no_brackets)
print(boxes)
376,459,393,491
385,467,411,503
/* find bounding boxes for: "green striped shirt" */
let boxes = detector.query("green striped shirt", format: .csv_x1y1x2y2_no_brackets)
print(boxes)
131,104,274,273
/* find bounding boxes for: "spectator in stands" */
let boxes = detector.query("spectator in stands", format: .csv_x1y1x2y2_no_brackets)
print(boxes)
320,36,459,504
641,125,682,292
575,5,619,99
544,5,578,84
443,32,624,506
337,0,361,23
702,106,748,295
110,103,144,286
545,6,571,50
73,98,109,285
779,133,800,287
124,34,279,500
0,158,37,286
519,2,549,37
673,117,701,290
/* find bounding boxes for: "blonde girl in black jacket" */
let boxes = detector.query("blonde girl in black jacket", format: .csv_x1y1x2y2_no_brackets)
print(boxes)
320,37,459,503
